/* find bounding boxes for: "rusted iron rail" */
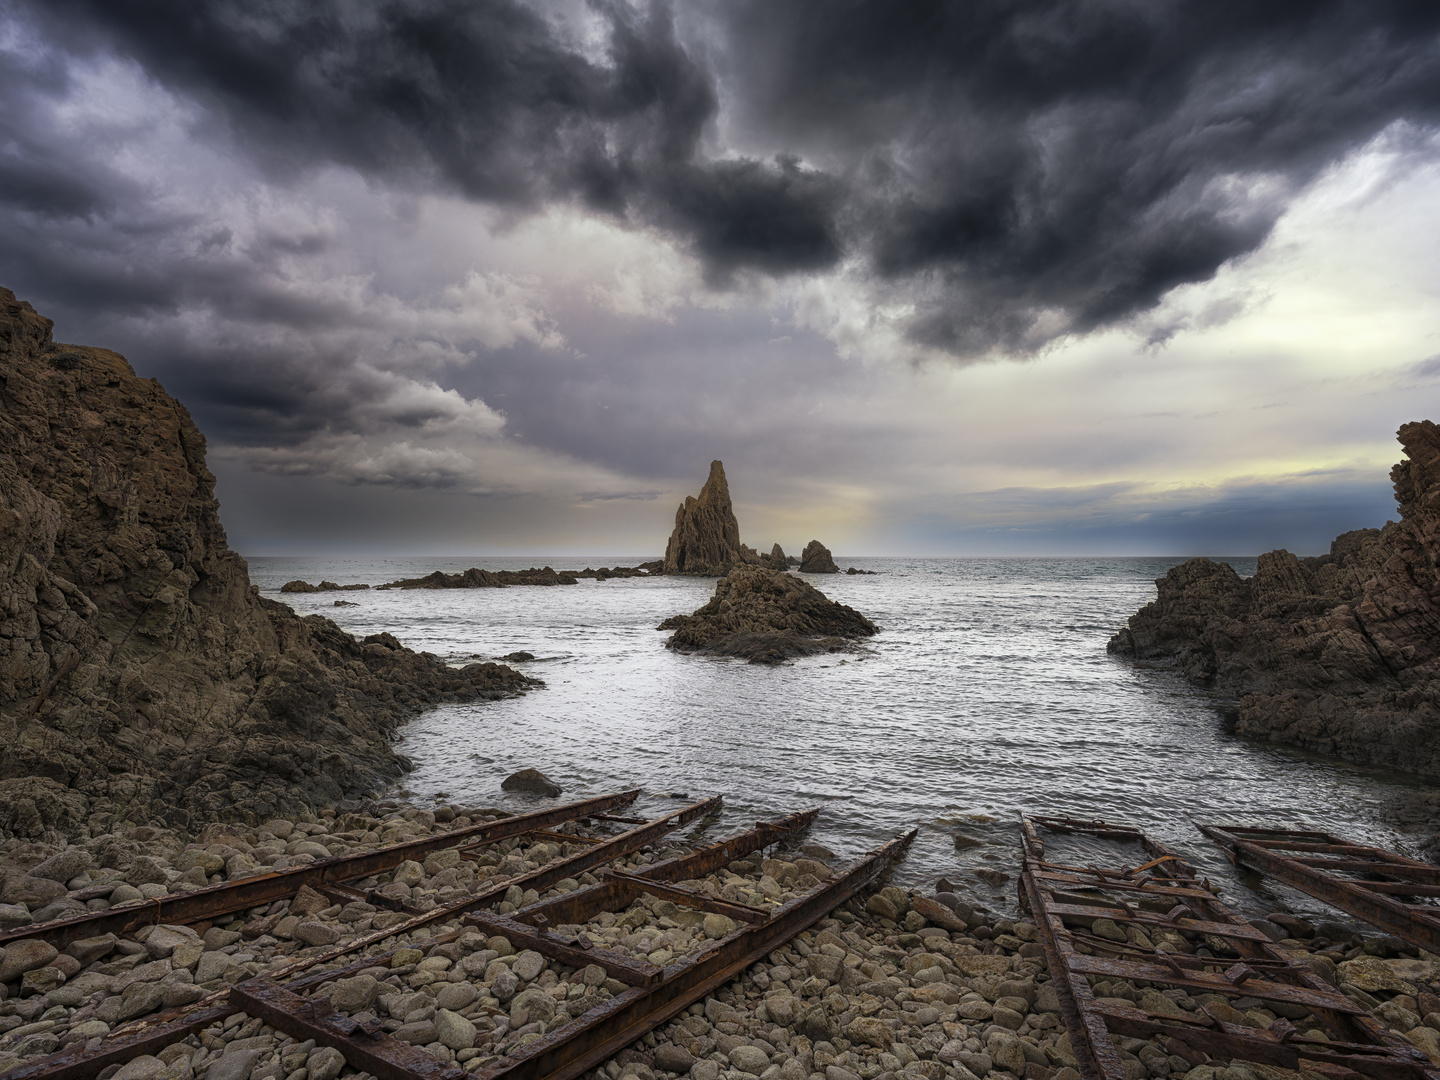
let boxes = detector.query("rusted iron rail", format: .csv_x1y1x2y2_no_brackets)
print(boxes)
2,796,721,1080
1020,815,1434,1080
1197,821,1440,952
241,817,912,1080
0,790,642,950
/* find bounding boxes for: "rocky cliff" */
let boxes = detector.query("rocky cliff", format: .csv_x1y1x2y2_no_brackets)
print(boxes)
1109,420,1440,778
0,288,533,844
659,567,877,664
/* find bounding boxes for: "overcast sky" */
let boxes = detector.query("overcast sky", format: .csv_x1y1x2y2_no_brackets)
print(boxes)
3,1,1439,556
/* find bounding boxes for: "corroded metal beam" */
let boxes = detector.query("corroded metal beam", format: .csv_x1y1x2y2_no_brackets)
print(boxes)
0,790,643,950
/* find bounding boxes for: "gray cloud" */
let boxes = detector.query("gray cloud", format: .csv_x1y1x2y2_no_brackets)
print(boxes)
6,0,1439,357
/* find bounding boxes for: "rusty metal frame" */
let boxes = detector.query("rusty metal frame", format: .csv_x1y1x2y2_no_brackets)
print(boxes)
233,817,913,1080
1,796,722,1080
0,791,644,950
1197,820,1440,953
1020,815,1435,1080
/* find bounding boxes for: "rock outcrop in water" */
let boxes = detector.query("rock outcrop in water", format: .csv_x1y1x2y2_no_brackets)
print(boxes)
281,580,370,593
663,460,745,575
378,566,579,589
799,539,841,574
0,288,534,844
659,567,877,664
1109,420,1440,779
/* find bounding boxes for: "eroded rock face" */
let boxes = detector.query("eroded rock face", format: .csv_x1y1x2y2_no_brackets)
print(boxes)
659,567,877,664
1109,420,1440,778
799,540,840,574
663,461,744,576
0,288,535,842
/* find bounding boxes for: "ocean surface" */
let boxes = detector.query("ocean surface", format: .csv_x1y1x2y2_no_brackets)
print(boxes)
246,555,1436,923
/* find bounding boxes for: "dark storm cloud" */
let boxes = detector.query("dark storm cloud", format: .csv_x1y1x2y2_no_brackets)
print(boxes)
7,0,1440,355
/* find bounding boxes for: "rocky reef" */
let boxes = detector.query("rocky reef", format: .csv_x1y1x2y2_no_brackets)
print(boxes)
659,567,877,664
377,567,579,589
1109,420,1440,779
0,288,534,844
280,580,370,594
799,540,840,574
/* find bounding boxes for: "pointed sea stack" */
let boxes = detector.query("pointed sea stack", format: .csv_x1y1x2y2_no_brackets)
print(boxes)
800,539,841,573
663,460,744,575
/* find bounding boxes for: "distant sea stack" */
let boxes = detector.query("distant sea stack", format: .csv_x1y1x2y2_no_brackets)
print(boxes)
1110,420,1440,780
662,460,746,575
799,539,841,573
659,567,877,664
0,288,534,844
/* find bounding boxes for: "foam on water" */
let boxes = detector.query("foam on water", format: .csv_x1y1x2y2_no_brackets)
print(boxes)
248,555,1434,920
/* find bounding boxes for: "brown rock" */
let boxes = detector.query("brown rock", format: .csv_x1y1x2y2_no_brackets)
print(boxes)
1109,420,1440,780
799,540,840,574
659,567,877,664
663,461,745,576
502,768,562,797
0,288,536,845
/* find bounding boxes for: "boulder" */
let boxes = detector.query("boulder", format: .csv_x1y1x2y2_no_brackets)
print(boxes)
502,769,562,797
0,939,59,982
799,540,840,574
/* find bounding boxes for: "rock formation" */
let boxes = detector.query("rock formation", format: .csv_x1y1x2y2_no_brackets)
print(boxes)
281,580,370,593
662,461,745,575
799,539,841,574
658,567,877,664
378,566,578,589
759,543,790,570
0,288,534,844
1109,420,1440,779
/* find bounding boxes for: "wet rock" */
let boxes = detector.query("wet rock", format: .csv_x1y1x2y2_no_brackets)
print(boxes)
29,848,93,883
660,567,877,664
655,1044,696,1072
0,939,59,982
207,1049,262,1080
326,974,379,1013
293,921,342,946
502,770,562,797
799,541,840,574
436,1008,477,1050
728,1045,770,1074
1340,956,1418,994
307,1047,346,1080
910,896,966,932
1108,420,1440,779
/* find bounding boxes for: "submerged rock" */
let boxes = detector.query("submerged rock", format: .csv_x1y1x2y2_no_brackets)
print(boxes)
663,461,745,575
378,566,578,588
502,768,562,796
0,287,536,843
1109,419,1440,780
799,540,840,574
659,567,877,664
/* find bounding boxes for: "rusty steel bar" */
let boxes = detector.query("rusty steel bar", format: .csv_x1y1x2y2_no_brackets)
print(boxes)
3,799,716,1080
1097,1002,1431,1079
230,980,464,1080
1020,816,1435,1080
1019,819,1126,1080
1198,821,1440,953
463,911,663,985
474,828,917,1080
0,790,643,950
1042,901,1272,941
513,808,820,928
599,870,772,923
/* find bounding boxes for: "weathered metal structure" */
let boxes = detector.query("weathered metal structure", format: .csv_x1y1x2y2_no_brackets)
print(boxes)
1198,821,1440,954
3,798,914,1080
1020,815,1434,1080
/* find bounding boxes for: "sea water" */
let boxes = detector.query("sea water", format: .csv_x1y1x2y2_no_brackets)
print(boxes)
247,555,1435,921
